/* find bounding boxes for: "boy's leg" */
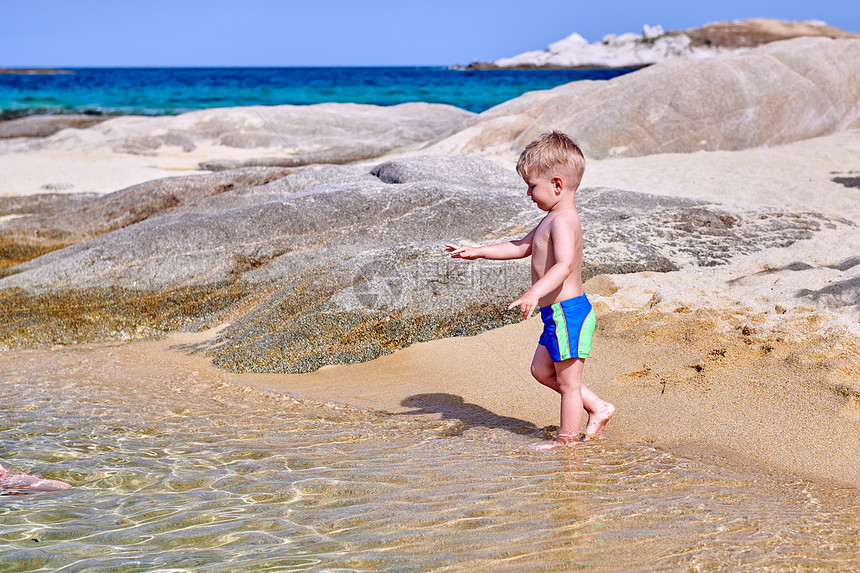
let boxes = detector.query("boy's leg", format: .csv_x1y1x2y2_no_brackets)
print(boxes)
530,346,578,447
530,345,614,439
555,357,585,440
530,344,558,390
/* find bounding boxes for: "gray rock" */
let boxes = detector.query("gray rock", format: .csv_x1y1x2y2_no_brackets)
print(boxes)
432,37,860,159
0,156,846,372
578,188,839,273
0,167,293,253
0,114,108,139
3,103,475,167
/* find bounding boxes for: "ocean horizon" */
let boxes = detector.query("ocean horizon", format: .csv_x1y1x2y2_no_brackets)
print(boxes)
0,66,637,118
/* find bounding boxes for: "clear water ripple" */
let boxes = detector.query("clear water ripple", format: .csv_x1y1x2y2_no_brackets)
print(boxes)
0,355,859,571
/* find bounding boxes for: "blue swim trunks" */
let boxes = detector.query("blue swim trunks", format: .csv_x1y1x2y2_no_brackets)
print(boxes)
539,294,596,362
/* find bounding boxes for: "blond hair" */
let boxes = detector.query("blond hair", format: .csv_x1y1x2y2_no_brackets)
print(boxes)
516,131,585,189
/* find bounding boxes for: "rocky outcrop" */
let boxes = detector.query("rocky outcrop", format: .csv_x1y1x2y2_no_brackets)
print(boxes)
0,156,844,372
0,68,73,76
0,115,108,139
433,37,860,159
473,18,860,69
0,167,292,259
687,18,860,48
0,103,474,167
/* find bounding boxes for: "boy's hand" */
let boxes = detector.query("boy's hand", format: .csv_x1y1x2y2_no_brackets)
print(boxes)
508,292,539,320
445,243,481,260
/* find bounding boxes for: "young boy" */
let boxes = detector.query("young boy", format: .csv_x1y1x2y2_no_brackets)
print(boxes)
445,131,615,448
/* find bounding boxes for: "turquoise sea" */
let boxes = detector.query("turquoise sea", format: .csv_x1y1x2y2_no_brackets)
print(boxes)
0,66,635,118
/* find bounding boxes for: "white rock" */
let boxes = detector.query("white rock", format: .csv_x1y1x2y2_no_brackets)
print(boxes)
643,24,664,39
491,24,705,68
547,32,589,53
488,18,859,69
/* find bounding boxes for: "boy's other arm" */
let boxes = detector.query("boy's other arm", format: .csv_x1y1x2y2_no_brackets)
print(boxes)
445,228,535,261
508,217,578,319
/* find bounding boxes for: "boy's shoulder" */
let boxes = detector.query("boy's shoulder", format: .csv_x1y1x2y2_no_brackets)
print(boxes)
542,207,581,231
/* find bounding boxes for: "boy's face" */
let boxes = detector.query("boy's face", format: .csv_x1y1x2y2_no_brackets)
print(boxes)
524,172,563,211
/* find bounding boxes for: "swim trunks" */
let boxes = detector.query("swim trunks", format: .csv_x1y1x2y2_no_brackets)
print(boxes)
538,294,596,362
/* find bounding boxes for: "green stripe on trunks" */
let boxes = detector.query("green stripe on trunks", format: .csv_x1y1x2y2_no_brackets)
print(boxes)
578,309,596,358
551,302,571,361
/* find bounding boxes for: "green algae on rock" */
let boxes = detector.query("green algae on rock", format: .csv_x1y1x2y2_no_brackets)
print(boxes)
0,283,260,351
0,239,68,274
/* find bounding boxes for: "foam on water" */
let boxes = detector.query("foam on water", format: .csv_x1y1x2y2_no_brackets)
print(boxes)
1,345,858,571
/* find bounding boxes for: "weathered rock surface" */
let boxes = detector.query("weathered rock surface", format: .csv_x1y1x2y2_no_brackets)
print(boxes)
0,103,474,167
433,37,860,160
0,114,108,139
0,167,292,259
0,156,845,372
688,18,860,48
476,18,860,69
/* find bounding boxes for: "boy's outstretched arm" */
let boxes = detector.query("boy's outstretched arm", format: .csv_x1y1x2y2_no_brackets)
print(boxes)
445,229,535,261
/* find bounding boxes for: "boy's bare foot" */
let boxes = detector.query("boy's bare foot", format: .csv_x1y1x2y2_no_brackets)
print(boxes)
529,433,580,450
583,403,615,441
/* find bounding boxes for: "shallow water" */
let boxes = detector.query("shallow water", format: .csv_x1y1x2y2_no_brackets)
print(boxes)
1,346,858,572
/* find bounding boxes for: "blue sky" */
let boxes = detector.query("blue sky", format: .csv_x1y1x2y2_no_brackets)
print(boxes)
3,0,858,67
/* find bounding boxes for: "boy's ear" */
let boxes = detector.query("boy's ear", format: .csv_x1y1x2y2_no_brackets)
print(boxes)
551,176,564,193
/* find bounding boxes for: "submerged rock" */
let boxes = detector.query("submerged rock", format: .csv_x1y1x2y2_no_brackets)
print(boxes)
0,463,71,493
0,156,846,372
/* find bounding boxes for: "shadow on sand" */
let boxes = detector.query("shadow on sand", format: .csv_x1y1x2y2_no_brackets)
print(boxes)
400,393,546,437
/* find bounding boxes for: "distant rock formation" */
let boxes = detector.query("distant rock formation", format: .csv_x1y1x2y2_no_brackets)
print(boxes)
0,156,844,372
0,68,73,75
468,18,860,69
687,18,860,47
433,37,860,159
